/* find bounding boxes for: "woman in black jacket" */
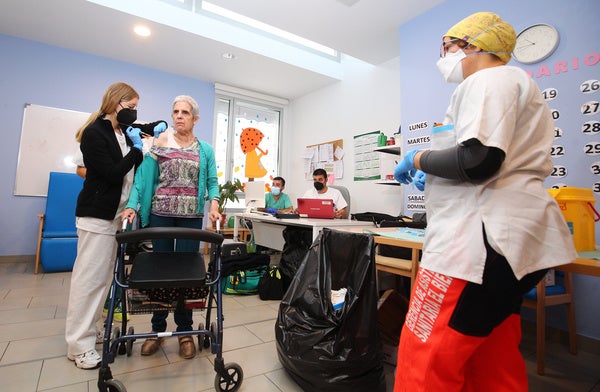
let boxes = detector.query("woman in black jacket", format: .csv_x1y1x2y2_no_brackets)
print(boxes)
65,82,167,369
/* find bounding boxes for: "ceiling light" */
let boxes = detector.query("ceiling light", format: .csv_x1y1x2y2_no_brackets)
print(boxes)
133,25,152,37
221,52,236,60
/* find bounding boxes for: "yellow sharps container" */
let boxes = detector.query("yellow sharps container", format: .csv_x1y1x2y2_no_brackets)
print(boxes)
548,187,598,252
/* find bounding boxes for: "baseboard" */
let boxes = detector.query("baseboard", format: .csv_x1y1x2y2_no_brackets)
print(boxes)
521,319,600,355
0,254,35,263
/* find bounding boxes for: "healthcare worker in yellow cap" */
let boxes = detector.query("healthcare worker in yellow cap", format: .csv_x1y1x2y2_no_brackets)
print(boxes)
393,12,577,391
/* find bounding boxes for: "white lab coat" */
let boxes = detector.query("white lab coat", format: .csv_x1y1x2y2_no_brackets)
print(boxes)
421,66,577,284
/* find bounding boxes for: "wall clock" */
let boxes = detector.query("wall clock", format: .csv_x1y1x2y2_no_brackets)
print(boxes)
512,23,560,64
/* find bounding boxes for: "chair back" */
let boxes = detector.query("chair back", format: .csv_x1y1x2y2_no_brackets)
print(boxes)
43,172,83,237
329,185,350,217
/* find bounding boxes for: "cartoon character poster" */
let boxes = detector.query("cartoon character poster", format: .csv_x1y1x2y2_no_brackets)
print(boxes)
240,127,268,180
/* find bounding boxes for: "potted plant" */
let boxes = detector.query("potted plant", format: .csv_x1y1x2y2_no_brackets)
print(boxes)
217,178,244,213
209,178,244,227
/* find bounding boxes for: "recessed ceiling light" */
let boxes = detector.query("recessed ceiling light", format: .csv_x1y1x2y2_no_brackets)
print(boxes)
221,52,236,60
133,25,151,37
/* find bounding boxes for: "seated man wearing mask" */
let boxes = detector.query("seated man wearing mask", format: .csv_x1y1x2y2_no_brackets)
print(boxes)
300,168,347,219
263,176,293,214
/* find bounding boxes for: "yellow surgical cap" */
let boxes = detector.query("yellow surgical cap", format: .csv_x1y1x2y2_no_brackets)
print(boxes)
444,12,516,63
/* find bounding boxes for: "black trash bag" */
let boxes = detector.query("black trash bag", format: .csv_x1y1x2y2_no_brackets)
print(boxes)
275,228,386,392
278,226,313,291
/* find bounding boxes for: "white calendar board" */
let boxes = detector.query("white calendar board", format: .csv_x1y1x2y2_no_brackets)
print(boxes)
15,104,90,196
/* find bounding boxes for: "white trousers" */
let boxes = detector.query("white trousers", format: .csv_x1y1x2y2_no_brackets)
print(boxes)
65,224,118,356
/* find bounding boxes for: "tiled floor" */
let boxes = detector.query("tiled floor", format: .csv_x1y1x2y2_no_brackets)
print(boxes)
1,259,599,392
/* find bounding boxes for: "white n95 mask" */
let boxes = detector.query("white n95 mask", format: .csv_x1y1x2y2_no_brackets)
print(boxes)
436,49,466,83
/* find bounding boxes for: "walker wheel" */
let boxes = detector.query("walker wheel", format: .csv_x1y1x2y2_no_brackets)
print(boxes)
111,327,121,357
210,322,218,351
202,321,212,348
112,327,121,339
214,363,243,392
118,341,127,356
196,323,204,352
113,326,127,355
103,378,127,392
126,326,135,356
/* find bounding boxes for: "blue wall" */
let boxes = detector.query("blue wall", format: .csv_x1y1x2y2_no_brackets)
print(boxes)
0,34,215,256
398,0,600,340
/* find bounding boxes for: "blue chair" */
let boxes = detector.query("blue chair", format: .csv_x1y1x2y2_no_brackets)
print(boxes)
34,172,83,273
522,270,577,375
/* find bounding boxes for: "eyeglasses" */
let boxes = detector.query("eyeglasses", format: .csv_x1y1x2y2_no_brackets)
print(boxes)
440,38,468,58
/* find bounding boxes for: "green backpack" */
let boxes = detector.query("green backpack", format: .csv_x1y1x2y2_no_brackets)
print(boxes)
222,266,267,295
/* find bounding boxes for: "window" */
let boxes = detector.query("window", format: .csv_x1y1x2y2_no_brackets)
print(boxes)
213,93,283,208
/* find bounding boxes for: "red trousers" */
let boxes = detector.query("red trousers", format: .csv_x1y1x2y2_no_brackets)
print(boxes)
394,268,528,392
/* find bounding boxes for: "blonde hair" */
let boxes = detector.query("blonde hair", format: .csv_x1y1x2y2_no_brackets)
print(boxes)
75,82,139,142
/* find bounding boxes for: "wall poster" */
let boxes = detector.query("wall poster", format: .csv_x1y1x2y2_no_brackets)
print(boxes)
303,139,344,181
353,131,381,181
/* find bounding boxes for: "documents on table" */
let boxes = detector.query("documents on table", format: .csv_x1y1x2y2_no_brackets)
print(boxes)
363,227,425,241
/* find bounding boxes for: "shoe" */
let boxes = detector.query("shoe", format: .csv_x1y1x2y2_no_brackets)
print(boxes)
103,305,130,322
67,349,101,369
178,335,196,359
141,335,164,356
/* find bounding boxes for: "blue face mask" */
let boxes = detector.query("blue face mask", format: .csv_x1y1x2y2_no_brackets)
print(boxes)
271,186,281,196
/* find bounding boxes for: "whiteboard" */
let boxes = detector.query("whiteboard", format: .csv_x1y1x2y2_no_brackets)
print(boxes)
15,104,90,196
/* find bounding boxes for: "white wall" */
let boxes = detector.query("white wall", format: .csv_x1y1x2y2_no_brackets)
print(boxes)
284,55,403,217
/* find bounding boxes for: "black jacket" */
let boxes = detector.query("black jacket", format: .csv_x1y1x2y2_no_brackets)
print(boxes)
75,117,166,220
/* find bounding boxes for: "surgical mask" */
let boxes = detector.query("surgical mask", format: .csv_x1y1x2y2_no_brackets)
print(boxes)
271,186,281,196
314,182,324,191
436,49,466,83
116,108,137,128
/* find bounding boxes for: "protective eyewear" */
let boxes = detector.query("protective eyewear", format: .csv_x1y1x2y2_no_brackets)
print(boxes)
440,38,468,58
